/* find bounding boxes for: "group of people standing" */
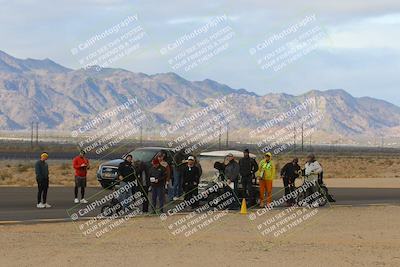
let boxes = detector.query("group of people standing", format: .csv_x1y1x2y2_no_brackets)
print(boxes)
34,148,328,211
147,150,202,212
220,150,327,208
220,150,276,208
35,150,90,208
115,149,202,213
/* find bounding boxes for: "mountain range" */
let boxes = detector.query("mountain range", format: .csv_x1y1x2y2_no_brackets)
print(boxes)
0,50,399,145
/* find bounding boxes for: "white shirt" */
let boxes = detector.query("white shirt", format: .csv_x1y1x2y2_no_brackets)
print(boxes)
304,161,323,181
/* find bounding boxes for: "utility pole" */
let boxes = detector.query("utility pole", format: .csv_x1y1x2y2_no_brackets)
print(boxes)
225,121,229,148
140,124,143,146
293,127,296,152
31,121,34,148
218,125,221,150
301,123,304,152
35,122,39,146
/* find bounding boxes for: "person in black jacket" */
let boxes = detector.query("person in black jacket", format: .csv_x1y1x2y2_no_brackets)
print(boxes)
280,158,301,206
182,156,200,209
172,149,187,200
117,154,138,209
35,152,51,208
239,149,258,206
136,160,150,213
149,158,167,213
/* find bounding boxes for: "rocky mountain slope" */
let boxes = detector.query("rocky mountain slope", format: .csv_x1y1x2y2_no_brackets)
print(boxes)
0,50,399,143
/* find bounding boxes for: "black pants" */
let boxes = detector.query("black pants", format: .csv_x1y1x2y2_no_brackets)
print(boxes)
74,187,85,198
74,176,86,198
241,175,255,205
183,184,199,208
283,177,296,204
304,182,318,204
37,179,49,204
139,185,149,212
223,183,239,210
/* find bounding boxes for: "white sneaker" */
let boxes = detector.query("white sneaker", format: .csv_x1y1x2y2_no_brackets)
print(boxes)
74,198,79,204
44,203,52,208
36,203,45,209
80,199,88,204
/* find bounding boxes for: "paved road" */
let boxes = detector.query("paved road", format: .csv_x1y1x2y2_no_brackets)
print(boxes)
0,187,399,223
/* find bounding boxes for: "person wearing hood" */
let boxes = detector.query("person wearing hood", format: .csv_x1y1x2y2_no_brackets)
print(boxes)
256,152,276,207
117,154,138,209
239,149,258,206
280,158,301,206
172,149,187,200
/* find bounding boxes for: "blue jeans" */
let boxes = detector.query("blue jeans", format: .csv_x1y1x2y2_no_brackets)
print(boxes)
167,181,174,201
172,167,182,197
151,186,165,211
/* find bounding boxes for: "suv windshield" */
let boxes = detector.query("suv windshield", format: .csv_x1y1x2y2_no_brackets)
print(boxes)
128,150,157,162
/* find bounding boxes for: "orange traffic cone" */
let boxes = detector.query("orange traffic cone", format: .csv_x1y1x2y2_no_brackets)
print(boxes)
240,198,247,214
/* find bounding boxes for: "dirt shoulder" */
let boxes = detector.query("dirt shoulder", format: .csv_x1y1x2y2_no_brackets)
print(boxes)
0,206,399,267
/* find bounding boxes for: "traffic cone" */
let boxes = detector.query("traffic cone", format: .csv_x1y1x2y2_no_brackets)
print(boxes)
240,198,247,214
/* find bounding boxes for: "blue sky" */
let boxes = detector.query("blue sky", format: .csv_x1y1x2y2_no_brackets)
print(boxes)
1,0,399,105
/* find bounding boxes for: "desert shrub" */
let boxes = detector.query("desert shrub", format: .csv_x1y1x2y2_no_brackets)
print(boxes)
0,170,13,180
16,164,30,173
59,162,70,170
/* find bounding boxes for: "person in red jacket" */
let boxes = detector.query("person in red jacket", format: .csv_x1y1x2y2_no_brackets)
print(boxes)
73,150,90,204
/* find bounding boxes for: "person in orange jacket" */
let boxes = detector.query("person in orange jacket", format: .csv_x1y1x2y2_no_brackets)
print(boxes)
256,152,276,207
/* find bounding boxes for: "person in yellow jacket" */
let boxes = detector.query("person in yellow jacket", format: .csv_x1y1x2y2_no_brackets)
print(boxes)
256,152,276,207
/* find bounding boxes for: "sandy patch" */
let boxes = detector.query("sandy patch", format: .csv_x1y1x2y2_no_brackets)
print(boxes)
0,206,399,267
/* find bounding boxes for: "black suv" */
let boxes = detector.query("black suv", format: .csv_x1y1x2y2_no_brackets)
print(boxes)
96,147,175,189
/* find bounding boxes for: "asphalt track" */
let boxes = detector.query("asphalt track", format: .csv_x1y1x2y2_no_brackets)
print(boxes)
0,187,399,224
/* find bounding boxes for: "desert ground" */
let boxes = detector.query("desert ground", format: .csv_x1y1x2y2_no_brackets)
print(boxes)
0,205,399,267
0,153,399,186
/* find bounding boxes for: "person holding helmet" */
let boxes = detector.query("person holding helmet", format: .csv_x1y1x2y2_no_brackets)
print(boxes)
257,152,276,207
35,152,51,208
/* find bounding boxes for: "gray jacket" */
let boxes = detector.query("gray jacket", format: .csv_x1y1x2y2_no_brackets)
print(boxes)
224,160,240,182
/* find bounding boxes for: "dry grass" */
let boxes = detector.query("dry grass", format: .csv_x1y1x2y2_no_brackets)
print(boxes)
0,154,399,186
0,160,100,186
273,154,400,179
